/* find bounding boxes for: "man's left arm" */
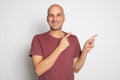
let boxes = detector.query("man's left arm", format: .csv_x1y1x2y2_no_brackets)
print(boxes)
73,34,97,73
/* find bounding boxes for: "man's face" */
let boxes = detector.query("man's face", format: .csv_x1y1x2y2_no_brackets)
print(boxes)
47,6,65,31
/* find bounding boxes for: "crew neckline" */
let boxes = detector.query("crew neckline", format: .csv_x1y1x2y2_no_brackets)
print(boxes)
47,31,67,39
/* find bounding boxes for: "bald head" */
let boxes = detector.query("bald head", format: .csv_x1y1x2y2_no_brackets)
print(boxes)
47,4,64,16
47,4,65,31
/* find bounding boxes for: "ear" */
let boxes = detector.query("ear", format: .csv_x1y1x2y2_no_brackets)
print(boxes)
64,15,65,21
47,16,48,22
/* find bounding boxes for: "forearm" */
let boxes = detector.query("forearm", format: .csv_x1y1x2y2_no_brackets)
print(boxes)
74,49,88,73
35,46,62,76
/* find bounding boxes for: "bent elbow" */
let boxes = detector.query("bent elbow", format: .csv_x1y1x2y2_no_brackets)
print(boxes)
74,68,80,73
35,69,42,76
74,65,83,73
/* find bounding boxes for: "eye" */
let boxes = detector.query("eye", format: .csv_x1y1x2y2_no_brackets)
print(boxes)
48,14,53,17
57,14,62,16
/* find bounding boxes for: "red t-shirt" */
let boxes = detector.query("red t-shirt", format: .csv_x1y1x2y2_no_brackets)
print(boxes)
29,31,81,80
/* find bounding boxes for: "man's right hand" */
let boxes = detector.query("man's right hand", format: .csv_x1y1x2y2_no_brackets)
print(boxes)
58,33,71,52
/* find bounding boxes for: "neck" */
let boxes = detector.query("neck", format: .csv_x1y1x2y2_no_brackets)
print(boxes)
49,30,64,38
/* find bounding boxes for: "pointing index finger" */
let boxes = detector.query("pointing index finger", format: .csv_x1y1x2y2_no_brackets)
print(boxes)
89,34,97,40
64,32,71,39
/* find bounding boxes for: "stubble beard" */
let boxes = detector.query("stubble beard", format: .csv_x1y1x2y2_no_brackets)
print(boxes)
50,26,62,31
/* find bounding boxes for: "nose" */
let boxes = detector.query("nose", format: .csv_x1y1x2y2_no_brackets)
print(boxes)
53,16,57,21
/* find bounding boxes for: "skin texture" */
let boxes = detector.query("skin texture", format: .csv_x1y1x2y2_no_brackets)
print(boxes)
31,4,97,76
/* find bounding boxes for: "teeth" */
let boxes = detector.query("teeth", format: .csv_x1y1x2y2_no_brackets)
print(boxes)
53,22,58,25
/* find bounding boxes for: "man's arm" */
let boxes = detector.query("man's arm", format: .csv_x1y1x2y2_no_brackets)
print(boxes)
73,34,97,73
32,33,71,76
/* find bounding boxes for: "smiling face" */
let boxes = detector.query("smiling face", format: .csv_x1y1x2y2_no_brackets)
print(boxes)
47,4,65,31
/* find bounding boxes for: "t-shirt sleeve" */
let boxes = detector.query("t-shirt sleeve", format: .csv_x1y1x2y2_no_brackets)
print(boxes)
74,36,81,58
29,35,43,57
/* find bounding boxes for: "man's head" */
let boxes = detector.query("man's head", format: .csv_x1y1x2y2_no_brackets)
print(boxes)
47,4,65,31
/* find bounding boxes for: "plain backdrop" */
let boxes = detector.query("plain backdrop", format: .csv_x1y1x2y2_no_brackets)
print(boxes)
0,0,120,80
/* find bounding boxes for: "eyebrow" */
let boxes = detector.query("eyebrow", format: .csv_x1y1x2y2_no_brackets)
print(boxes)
48,13,64,15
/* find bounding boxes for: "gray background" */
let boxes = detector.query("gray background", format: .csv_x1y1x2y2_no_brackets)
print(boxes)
0,0,120,80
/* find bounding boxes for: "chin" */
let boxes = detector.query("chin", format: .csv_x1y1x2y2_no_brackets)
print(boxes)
51,26,61,30
51,29,61,31
51,27,61,31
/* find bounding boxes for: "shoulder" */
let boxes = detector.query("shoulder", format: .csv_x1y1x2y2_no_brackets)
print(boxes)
33,31,49,39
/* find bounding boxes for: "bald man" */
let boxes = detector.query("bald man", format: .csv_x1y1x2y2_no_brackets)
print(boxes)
29,4,97,80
